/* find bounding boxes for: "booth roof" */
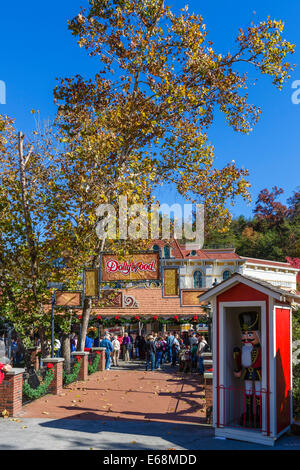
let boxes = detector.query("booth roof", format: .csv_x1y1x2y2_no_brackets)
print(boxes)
197,273,300,304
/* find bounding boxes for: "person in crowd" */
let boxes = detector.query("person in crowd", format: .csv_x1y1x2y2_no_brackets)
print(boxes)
112,335,121,367
183,345,192,373
85,333,94,351
154,336,164,370
122,332,132,362
178,347,186,372
191,341,198,372
167,331,175,364
16,337,23,364
197,334,208,375
171,333,181,367
161,335,168,365
0,361,12,385
100,335,113,370
182,331,190,347
134,334,142,360
54,337,61,358
145,335,156,371
117,333,123,359
11,339,18,366
93,333,100,347
70,333,77,352
139,335,146,360
189,332,199,347
128,333,134,359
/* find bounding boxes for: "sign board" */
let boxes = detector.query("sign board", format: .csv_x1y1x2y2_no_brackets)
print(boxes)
104,326,124,336
163,268,179,296
92,291,123,308
84,268,99,297
101,253,159,282
181,289,206,306
55,291,82,308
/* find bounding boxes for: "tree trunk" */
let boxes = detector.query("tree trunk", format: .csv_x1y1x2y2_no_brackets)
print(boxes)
62,332,71,374
78,297,92,351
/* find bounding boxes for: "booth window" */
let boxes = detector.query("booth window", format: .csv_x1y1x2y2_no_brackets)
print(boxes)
193,270,203,288
223,270,232,281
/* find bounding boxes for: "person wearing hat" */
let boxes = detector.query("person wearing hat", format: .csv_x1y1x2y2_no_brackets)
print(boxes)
233,311,262,428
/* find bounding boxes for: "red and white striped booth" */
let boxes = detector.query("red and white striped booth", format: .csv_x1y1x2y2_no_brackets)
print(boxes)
198,273,300,446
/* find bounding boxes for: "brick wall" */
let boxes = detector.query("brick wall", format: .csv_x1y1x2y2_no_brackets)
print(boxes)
0,370,24,417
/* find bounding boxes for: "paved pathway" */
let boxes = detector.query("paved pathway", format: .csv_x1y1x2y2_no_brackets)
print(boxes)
21,362,207,425
1,361,300,450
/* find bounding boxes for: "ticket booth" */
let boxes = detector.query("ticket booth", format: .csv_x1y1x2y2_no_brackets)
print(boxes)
198,273,300,446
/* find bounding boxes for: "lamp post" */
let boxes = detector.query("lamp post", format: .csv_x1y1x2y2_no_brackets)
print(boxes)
51,292,55,358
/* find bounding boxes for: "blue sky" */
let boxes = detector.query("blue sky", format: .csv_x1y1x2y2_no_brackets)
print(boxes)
0,0,299,218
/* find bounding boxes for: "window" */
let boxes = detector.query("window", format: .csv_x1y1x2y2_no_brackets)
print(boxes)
191,250,197,256
153,244,160,252
223,270,232,281
164,245,170,259
193,271,203,288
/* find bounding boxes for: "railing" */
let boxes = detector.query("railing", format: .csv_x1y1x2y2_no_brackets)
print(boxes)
216,385,270,433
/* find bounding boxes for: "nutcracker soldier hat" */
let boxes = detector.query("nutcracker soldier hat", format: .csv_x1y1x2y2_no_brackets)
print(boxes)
238,311,259,331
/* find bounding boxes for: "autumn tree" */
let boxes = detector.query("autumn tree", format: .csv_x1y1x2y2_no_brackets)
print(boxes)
254,186,289,226
53,0,295,348
0,115,85,368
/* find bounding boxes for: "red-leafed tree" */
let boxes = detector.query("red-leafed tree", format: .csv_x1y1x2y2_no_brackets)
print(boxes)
254,186,288,225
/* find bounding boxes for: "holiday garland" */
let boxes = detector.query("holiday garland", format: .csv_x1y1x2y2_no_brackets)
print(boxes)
23,364,55,400
89,314,211,327
63,359,82,385
88,353,101,375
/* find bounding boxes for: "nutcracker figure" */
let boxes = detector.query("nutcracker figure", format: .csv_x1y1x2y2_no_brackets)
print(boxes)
233,311,262,428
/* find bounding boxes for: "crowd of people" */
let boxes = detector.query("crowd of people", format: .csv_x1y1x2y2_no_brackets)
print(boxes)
1,328,210,375
82,330,210,373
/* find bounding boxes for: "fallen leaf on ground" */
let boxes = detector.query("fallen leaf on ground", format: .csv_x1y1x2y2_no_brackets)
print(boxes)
21,426,28,429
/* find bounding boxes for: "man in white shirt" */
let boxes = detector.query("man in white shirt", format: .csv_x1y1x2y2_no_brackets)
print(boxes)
197,335,208,375
112,336,121,367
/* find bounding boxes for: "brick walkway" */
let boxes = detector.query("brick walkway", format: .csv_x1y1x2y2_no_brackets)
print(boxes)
21,363,206,425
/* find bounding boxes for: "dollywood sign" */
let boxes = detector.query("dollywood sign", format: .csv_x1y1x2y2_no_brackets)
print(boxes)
101,253,160,282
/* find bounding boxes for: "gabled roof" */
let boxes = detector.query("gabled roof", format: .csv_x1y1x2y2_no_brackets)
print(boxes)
197,273,300,304
241,257,299,271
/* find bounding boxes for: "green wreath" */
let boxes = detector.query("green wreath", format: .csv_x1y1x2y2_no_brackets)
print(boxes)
23,367,55,400
88,353,101,375
63,360,82,385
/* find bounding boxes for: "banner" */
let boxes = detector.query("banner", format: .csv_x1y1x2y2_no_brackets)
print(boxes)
101,253,159,282
84,268,99,297
163,268,178,296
